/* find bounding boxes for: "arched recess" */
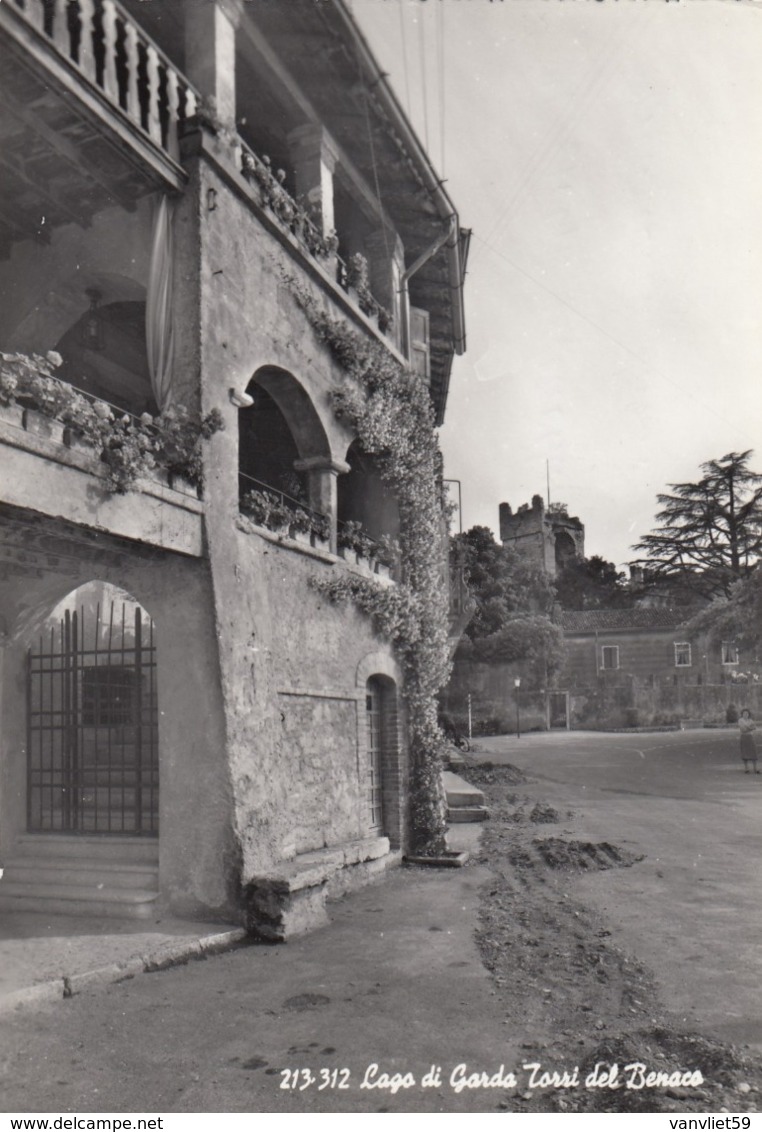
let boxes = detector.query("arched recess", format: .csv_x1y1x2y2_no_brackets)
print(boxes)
554,530,577,573
26,581,159,836
356,652,403,848
238,366,334,516
338,440,400,543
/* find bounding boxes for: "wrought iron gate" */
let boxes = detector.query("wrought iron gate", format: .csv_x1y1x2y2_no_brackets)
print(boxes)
27,602,159,834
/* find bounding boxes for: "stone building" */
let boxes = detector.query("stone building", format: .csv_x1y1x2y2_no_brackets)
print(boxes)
499,494,584,577
0,0,468,936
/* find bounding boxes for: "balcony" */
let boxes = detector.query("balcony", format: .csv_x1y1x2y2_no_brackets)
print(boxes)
0,0,196,253
0,355,206,557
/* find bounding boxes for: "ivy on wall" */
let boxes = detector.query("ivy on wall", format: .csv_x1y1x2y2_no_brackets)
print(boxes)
289,278,452,855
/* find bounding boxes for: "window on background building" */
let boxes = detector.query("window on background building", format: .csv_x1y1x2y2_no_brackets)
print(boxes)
721,642,739,665
600,645,619,671
674,642,692,667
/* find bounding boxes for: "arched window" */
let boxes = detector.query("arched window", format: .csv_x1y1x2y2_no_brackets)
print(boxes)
365,677,385,832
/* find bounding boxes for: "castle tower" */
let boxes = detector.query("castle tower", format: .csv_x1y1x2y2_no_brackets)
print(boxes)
499,494,584,577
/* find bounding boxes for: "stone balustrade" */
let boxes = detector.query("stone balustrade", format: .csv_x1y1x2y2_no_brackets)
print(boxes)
9,0,197,162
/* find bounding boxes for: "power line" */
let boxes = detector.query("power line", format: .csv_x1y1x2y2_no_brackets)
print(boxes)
397,0,412,118
436,0,446,176
417,6,430,151
472,230,757,446
478,20,640,261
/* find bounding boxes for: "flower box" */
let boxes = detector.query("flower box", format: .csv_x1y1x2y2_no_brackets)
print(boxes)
339,546,358,566
290,526,312,547
0,402,24,429
311,533,331,553
64,426,95,453
375,561,392,580
169,471,200,498
404,850,469,869
23,408,65,444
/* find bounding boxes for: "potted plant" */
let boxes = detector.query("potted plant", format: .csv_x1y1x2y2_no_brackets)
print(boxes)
310,511,331,551
288,505,313,546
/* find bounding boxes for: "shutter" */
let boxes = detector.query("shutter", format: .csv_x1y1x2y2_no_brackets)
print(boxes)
410,306,430,379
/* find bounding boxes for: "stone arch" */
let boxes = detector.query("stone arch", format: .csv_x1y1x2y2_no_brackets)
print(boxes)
248,366,331,464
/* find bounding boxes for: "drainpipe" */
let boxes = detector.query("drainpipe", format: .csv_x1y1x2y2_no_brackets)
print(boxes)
400,214,458,361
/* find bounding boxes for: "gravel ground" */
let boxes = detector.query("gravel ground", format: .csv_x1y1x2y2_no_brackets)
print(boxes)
462,761,762,1114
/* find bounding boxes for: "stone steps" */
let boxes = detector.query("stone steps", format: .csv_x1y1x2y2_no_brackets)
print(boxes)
443,770,489,824
0,835,159,919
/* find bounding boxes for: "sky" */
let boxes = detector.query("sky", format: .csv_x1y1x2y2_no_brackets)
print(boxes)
352,0,762,570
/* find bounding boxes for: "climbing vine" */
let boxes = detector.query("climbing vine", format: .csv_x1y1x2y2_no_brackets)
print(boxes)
292,276,452,855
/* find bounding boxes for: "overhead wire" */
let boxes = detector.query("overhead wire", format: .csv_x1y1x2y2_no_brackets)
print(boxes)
477,20,637,261
417,4,430,152
437,0,446,176
397,0,412,118
472,230,757,445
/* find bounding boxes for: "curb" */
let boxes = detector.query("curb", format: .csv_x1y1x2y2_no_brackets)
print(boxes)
0,927,249,1016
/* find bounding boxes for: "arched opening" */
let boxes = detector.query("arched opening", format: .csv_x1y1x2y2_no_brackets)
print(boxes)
27,582,158,835
554,530,577,573
238,367,332,537
55,300,156,415
338,440,399,547
238,383,308,505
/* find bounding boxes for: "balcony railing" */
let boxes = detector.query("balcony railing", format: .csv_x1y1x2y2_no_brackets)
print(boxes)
8,0,198,162
239,472,330,544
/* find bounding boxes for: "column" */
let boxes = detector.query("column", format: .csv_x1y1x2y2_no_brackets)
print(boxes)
293,456,349,554
364,228,405,348
184,0,242,127
287,125,340,236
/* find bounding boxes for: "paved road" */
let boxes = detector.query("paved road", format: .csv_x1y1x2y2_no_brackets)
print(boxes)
472,729,762,1049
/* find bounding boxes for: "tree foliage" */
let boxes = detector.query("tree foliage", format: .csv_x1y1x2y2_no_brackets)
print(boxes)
453,526,564,680
681,568,762,657
454,525,554,640
554,554,632,611
631,451,762,600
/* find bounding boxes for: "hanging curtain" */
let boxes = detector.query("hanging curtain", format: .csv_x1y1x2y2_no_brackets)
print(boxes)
146,194,176,412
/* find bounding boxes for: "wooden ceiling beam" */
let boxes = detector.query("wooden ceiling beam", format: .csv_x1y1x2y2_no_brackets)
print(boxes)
0,149,87,231
0,88,137,213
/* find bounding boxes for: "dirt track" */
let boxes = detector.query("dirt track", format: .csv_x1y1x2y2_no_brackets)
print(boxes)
464,760,762,1113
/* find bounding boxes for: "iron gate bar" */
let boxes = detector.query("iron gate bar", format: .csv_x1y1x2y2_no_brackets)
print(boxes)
27,598,159,835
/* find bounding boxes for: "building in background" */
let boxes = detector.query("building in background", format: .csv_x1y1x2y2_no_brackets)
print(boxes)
0,0,468,936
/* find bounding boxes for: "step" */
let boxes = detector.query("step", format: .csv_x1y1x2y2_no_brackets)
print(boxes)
14,834,158,864
447,805,490,823
2,857,158,891
442,770,485,809
0,883,159,920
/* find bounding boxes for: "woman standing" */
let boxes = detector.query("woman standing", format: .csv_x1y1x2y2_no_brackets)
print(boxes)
738,709,759,773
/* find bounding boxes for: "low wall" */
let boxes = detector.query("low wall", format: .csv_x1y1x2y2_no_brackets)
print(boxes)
569,679,762,730
441,659,548,735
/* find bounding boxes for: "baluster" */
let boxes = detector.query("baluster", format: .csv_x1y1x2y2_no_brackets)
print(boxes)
52,0,71,58
24,0,46,32
145,43,162,145
184,87,198,122
165,67,180,159
101,0,119,101
77,0,96,81
123,21,140,125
